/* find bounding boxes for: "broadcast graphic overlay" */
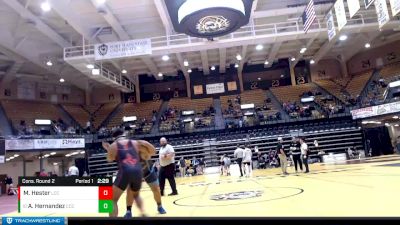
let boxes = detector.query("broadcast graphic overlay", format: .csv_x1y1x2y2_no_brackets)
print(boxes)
17,177,113,215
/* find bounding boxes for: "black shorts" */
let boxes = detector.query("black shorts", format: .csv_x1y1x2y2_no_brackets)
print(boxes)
144,171,158,185
243,162,251,165
114,168,143,192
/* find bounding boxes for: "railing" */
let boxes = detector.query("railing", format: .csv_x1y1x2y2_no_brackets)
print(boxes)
63,13,382,60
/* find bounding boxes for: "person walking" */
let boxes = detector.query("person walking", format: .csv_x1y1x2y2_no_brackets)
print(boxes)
300,138,310,173
290,137,303,173
234,145,245,177
277,137,288,175
243,145,252,177
68,163,79,177
179,157,186,177
158,137,178,196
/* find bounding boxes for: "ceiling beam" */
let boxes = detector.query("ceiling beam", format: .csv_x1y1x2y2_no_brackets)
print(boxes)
50,0,93,42
343,32,381,62
200,50,210,75
3,0,71,47
313,36,339,63
292,33,319,66
153,0,173,34
175,53,189,77
89,0,130,40
265,42,282,68
1,61,24,84
141,57,161,79
238,45,248,75
219,48,226,73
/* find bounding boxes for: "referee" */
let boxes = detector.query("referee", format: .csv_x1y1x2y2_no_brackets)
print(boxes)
158,137,178,196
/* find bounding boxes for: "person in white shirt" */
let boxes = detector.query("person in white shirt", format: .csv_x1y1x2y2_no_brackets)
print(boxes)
233,145,245,177
68,164,79,177
300,138,310,173
158,137,178,196
242,145,253,177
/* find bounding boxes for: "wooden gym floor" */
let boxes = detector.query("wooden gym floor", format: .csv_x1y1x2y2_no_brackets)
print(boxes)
2,155,400,217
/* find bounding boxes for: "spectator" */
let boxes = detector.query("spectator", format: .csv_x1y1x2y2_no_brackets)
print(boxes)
68,163,79,177
179,157,186,177
39,169,48,177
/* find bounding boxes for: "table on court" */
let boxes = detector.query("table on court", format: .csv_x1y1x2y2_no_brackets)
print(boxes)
18,177,113,214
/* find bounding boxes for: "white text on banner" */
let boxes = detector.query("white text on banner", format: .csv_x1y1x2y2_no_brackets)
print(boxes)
206,83,225,94
375,0,390,29
94,39,152,60
334,0,347,31
390,0,400,16
326,10,336,41
348,0,361,18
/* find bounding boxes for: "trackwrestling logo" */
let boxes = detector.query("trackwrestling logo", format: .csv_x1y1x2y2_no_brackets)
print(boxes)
210,191,263,201
2,217,64,225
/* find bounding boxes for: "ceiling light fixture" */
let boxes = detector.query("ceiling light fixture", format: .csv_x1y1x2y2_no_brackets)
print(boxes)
310,59,315,64
96,0,106,4
92,69,100,75
258,77,261,81
50,152,56,155
46,60,52,66
264,60,269,65
41,1,51,12
236,54,242,61
187,69,192,73
121,69,127,74
158,72,163,77
255,44,263,51
290,57,296,62
14,154,19,157
184,60,189,67
59,78,65,83
339,34,348,41
365,43,371,48
211,66,216,71
393,116,399,119
162,55,170,61
86,64,94,69
300,47,307,54
234,63,239,68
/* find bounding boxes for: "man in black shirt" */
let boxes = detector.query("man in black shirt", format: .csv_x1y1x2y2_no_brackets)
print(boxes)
290,137,303,173
277,137,288,175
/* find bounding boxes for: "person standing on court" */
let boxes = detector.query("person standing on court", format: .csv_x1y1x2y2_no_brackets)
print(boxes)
300,138,310,173
158,137,178,196
234,145,244,177
290,137,303,173
277,137,288,175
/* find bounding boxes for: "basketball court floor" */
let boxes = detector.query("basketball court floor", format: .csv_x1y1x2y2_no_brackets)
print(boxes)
2,155,400,217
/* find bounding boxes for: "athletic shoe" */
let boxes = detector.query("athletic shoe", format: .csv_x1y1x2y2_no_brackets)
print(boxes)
124,211,132,219
158,206,167,214
168,192,178,196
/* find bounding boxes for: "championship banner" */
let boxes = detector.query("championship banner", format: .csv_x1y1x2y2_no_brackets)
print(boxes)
334,0,347,31
326,10,336,41
375,0,390,29
389,0,400,16
0,139,5,163
364,0,374,8
206,83,225,94
351,101,400,119
94,39,152,60
348,0,361,18
5,139,85,150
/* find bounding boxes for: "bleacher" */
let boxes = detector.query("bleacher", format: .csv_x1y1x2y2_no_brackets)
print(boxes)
345,70,373,98
107,101,160,133
92,103,119,129
160,97,214,133
0,100,65,129
315,79,349,104
62,104,90,128
270,83,323,119
87,119,363,175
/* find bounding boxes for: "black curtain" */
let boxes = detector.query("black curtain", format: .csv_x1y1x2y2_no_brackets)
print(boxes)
363,126,393,156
